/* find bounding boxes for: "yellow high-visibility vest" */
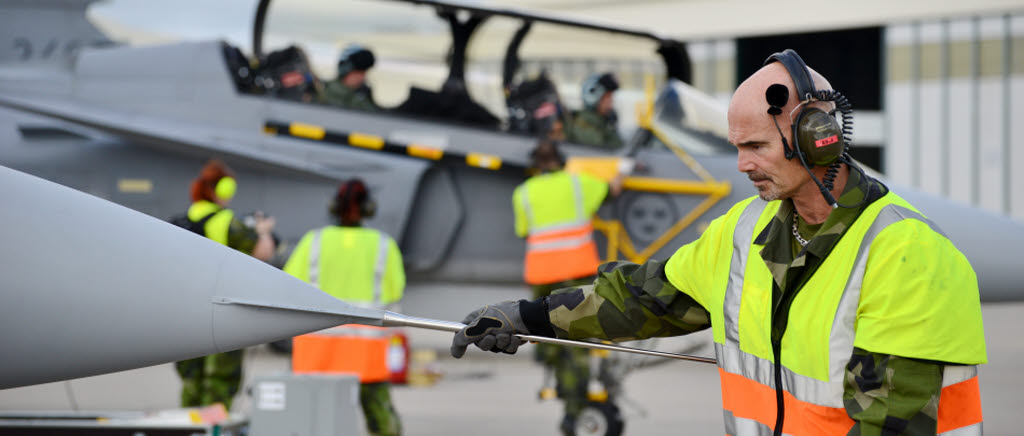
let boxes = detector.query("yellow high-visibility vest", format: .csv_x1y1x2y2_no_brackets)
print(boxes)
284,226,405,383
513,170,608,285
187,200,233,246
665,193,986,436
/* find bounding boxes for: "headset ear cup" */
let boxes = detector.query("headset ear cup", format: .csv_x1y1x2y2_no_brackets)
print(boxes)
794,107,845,166
361,198,377,218
214,177,236,202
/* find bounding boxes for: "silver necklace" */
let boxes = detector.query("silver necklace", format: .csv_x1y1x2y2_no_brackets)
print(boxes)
792,213,809,247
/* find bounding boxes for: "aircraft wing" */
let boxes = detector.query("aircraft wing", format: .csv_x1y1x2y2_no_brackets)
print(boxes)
0,93,347,181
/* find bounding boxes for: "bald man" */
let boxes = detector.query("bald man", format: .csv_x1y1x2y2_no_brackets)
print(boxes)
450,49,986,436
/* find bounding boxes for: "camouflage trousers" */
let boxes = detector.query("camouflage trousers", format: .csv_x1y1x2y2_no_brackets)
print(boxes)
175,349,244,410
533,277,595,418
360,382,401,436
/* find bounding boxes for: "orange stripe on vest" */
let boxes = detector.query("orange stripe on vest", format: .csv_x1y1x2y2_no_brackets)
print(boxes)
524,222,601,285
937,376,983,433
719,368,853,436
292,326,390,383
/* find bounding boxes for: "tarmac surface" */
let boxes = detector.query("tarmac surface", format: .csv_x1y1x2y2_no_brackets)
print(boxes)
1,301,1021,435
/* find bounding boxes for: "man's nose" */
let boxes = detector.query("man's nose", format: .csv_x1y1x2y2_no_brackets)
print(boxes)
737,151,755,173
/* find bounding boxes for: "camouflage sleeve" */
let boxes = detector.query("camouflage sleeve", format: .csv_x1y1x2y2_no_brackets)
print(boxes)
226,218,258,254
545,260,711,342
844,347,944,435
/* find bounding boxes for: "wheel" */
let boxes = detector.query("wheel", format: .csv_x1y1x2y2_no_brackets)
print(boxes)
574,401,624,436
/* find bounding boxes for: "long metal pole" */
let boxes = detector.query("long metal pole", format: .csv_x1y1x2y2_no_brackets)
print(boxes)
381,311,717,364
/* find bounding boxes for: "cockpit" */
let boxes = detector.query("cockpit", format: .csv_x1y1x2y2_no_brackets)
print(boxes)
220,0,733,156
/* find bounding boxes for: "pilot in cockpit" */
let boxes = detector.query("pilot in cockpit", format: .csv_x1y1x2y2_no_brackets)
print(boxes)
566,72,623,149
321,44,380,112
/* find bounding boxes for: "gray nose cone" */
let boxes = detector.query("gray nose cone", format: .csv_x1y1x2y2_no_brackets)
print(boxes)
894,185,1024,302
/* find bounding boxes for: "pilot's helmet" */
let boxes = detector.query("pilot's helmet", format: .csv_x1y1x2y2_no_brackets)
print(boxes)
581,72,619,109
337,44,376,78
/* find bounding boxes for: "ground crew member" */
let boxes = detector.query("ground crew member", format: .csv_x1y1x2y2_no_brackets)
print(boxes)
567,72,622,149
452,50,986,436
175,159,276,410
322,44,379,111
284,179,404,436
512,138,621,435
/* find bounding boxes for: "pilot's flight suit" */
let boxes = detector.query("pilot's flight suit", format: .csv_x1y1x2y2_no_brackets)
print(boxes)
566,108,622,149
322,81,379,112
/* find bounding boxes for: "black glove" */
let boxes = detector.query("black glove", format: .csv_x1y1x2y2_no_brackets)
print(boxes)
450,300,529,358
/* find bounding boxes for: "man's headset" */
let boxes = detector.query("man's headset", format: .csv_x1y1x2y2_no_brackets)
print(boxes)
763,49,864,208
214,176,236,202
329,179,377,223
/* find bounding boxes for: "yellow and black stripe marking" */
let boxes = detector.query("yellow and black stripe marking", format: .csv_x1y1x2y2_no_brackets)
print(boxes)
263,120,510,170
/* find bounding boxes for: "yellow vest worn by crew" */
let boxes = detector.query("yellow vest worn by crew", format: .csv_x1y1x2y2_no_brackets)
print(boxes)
665,193,986,436
188,200,234,246
284,226,405,383
513,170,608,285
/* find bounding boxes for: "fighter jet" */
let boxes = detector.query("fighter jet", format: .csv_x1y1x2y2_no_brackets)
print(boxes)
0,0,1021,308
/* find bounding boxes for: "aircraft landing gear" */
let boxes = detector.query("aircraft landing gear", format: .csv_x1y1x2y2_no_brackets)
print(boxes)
572,401,624,436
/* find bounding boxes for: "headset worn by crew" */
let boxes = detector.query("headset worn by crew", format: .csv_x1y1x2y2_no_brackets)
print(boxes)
283,181,405,383
513,169,608,285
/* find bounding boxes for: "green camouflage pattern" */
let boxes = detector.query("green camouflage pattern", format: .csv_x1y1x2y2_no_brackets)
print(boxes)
844,347,942,436
546,260,710,342
566,108,622,149
542,168,950,433
322,81,380,112
175,349,244,409
533,277,595,418
226,216,258,254
360,382,401,436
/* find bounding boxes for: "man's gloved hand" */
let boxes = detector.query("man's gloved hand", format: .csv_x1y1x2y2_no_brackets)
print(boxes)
450,300,529,358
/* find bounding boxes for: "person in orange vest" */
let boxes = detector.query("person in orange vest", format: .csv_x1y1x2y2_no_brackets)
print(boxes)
509,138,622,435
174,159,276,411
452,50,986,436
283,179,404,436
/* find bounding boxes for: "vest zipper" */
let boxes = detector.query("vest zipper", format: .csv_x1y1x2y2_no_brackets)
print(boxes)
772,339,784,436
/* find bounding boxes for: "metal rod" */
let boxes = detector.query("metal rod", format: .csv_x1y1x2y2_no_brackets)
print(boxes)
381,312,717,364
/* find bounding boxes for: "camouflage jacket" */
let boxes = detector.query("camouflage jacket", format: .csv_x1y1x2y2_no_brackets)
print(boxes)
566,108,622,149
321,81,379,112
520,169,949,435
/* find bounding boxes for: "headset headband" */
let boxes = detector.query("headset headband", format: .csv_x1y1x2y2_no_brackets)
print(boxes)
764,49,817,103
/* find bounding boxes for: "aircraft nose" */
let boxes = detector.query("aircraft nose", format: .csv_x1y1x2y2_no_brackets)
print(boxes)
895,186,1024,302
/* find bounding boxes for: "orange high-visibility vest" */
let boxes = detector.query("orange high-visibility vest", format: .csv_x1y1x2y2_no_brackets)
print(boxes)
292,325,390,383
284,226,405,383
513,171,607,285
665,194,986,435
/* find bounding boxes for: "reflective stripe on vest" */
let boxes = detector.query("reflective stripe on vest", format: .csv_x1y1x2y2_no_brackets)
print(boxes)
718,198,982,436
522,174,601,284
307,228,392,309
